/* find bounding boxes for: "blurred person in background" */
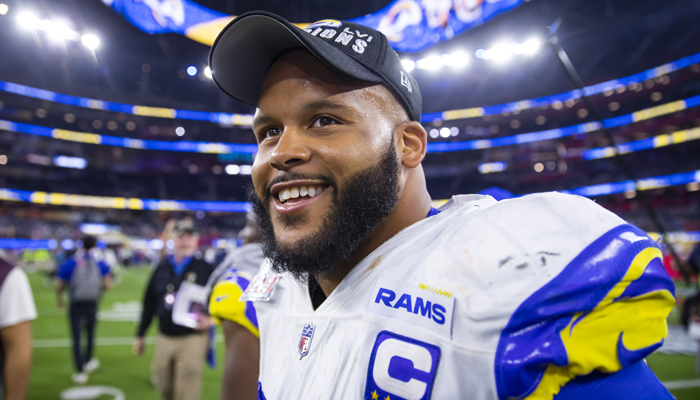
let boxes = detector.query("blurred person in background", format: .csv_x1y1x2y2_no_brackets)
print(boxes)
56,235,113,385
0,256,37,400
134,220,214,400
207,211,264,400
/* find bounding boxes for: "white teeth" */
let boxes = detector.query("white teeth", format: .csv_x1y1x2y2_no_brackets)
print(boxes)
278,185,326,203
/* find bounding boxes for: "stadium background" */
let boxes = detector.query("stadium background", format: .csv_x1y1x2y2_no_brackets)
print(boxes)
0,0,699,398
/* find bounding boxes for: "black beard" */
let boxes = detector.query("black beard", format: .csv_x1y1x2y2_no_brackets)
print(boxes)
249,138,401,282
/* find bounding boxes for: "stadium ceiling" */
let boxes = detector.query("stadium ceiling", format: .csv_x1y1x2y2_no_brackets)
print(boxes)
1,0,699,114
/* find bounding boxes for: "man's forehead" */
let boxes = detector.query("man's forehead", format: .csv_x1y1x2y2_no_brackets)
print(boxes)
255,52,402,120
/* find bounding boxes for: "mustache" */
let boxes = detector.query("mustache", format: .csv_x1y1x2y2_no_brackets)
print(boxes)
263,173,337,200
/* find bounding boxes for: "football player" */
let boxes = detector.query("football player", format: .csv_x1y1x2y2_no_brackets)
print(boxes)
207,212,264,400
208,11,675,400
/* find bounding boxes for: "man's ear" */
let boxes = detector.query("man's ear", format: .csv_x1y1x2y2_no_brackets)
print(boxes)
396,121,427,169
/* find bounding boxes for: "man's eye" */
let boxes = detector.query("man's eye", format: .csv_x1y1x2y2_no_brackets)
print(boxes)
311,116,338,128
261,126,282,138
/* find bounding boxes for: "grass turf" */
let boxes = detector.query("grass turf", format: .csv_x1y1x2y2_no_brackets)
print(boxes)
25,266,700,399
28,266,225,400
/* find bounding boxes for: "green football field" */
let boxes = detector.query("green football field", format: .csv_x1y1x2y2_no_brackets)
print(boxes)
25,267,700,400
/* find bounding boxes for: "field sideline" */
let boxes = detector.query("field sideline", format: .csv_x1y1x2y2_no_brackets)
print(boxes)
25,266,700,399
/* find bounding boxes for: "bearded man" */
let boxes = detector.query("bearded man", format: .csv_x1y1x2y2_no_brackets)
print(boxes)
209,11,675,400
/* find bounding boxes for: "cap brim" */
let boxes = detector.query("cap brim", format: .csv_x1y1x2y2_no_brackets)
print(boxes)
209,11,383,107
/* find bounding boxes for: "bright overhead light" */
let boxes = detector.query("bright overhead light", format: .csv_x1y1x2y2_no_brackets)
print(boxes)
0,4,9,15
17,11,42,30
81,34,100,50
401,59,415,72
516,38,541,55
175,127,185,136
204,66,212,79
186,66,198,77
240,165,253,175
442,52,470,68
483,43,514,62
416,55,443,70
439,127,450,138
45,19,79,42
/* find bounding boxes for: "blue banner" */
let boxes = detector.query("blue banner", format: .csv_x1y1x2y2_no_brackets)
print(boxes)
102,0,523,52
351,0,522,52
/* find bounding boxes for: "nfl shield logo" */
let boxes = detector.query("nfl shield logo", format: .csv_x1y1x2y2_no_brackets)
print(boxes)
297,322,315,359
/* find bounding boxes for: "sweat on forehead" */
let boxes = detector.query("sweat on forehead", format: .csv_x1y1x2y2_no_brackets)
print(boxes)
258,50,409,123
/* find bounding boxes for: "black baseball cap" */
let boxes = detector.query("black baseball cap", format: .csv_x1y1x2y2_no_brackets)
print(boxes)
209,11,422,122
174,220,199,236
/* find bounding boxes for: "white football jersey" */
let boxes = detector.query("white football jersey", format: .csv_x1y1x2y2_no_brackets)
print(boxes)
249,193,675,400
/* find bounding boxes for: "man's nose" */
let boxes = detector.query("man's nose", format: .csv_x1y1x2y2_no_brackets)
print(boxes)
269,128,311,171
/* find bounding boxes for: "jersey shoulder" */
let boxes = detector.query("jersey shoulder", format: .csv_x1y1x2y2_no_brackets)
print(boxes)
209,267,259,337
489,205,676,399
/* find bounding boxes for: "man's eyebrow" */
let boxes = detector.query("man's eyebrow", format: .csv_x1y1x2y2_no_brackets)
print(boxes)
252,114,277,129
300,100,356,115
253,100,357,128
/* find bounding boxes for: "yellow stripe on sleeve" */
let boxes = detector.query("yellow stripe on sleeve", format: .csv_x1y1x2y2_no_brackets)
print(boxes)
209,280,259,338
525,247,674,399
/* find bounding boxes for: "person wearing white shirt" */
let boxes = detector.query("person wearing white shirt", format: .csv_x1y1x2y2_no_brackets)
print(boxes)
0,258,37,400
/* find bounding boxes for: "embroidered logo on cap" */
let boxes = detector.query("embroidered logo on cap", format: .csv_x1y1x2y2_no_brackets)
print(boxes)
400,71,413,93
306,19,343,29
303,26,374,55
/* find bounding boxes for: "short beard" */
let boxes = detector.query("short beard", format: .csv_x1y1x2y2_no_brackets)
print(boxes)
249,137,401,282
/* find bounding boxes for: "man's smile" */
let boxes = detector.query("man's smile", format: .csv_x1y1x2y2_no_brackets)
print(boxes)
269,180,332,214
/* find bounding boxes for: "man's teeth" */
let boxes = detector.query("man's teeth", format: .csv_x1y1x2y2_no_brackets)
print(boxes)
279,186,324,203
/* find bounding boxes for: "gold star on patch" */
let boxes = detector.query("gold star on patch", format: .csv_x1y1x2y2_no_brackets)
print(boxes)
385,396,391,400
371,391,379,400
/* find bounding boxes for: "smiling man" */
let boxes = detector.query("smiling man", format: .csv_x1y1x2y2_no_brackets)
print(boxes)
209,11,676,400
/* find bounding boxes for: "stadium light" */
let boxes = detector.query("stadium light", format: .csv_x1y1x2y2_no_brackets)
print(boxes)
45,19,79,42
175,126,185,136
516,38,541,55
240,165,253,175
17,11,42,30
416,55,442,70
81,34,100,50
0,4,9,15
204,66,212,79
186,66,198,76
478,162,507,174
225,164,240,175
401,59,415,72
54,155,87,169
439,127,450,138
482,43,514,62
442,52,470,68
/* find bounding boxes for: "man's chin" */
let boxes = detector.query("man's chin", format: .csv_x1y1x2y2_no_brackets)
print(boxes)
272,226,316,250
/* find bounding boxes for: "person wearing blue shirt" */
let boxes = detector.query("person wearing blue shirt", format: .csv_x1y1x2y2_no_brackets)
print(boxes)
56,235,112,385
